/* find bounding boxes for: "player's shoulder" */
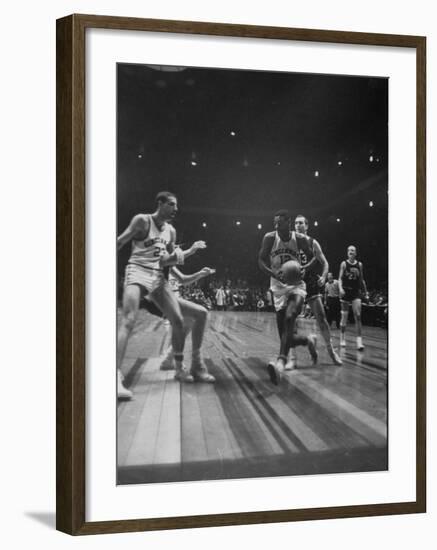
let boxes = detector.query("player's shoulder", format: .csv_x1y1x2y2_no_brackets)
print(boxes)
295,231,310,242
263,231,276,239
261,231,276,248
131,213,149,226
129,214,150,240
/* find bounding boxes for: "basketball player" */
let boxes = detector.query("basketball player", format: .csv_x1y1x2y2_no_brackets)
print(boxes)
258,210,317,385
117,191,207,399
158,265,216,373
294,215,342,366
338,245,369,350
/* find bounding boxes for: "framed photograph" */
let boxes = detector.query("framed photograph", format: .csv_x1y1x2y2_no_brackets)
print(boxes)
56,14,426,535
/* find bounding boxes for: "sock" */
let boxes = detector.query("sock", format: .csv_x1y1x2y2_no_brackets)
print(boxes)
192,348,202,367
174,353,184,368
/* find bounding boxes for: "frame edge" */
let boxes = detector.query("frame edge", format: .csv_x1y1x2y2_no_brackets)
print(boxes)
56,14,87,535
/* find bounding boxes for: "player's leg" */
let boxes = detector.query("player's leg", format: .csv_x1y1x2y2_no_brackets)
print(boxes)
268,302,287,369
309,297,342,365
351,298,364,350
287,295,318,364
268,295,316,385
326,297,334,327
268,304,291,384
160,321,191,371
340,301,350,347
151,284,192,382
334,298,341,329
178,298,215,382
268,306,297,371
117,284,141,399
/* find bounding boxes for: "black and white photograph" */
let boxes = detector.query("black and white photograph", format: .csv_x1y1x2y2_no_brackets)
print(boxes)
116,62,388,485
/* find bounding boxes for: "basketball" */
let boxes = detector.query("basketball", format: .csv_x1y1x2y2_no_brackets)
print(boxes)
280,260,302,285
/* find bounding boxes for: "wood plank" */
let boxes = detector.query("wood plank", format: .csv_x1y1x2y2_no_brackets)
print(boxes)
153,372,181,464
180,382,209,463
195,380,243,461
236,358,329,452
245,357,373,450
123,361,170,466
290,374,387,445
117,357,163,465
207,357,285,459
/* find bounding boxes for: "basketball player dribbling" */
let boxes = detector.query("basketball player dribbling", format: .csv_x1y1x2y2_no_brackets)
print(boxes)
258,210,317,385
338,245,369,350
117,191,208,399
294,215,342,366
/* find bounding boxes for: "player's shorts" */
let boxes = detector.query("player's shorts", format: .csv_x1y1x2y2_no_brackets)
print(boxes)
341,288,361,304
270,279,307,312
305,274,323,301
124,262,166,295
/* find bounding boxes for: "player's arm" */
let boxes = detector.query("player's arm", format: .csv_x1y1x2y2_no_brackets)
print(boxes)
313,239,329,286
160,228,207,267
171,266,216,286
258,233,276,278
181,240,207,260
338,261,346,297
159,226,180,267
117,214,149,250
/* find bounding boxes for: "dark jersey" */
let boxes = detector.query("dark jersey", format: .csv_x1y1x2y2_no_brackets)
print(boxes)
296,234,321,275
296,234,323,298
341,260,362,291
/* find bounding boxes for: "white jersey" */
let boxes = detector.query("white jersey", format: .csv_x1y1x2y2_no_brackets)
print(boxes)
269,230,299,283
269,230,306,309
128,215,172,271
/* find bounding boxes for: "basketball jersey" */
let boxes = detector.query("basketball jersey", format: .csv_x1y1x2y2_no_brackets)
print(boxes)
128,215,171,270
269,231,301,293
296,234,322,278
269,231,300,274
341,260,362,291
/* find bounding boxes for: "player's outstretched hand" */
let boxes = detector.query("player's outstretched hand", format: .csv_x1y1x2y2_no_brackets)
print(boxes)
191,240,207,252
317,275,326,287
200,267,216,277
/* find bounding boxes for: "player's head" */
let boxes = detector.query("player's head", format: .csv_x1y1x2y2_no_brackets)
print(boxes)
156,191,178,220
273,210,290,232
327,272,334,282
294,215,308,235
347,245,357,260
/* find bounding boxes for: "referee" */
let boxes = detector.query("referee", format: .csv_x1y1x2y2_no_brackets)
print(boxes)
325,272,341,329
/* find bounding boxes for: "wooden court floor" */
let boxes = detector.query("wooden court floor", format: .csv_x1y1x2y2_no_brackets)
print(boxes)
117,310,388,485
